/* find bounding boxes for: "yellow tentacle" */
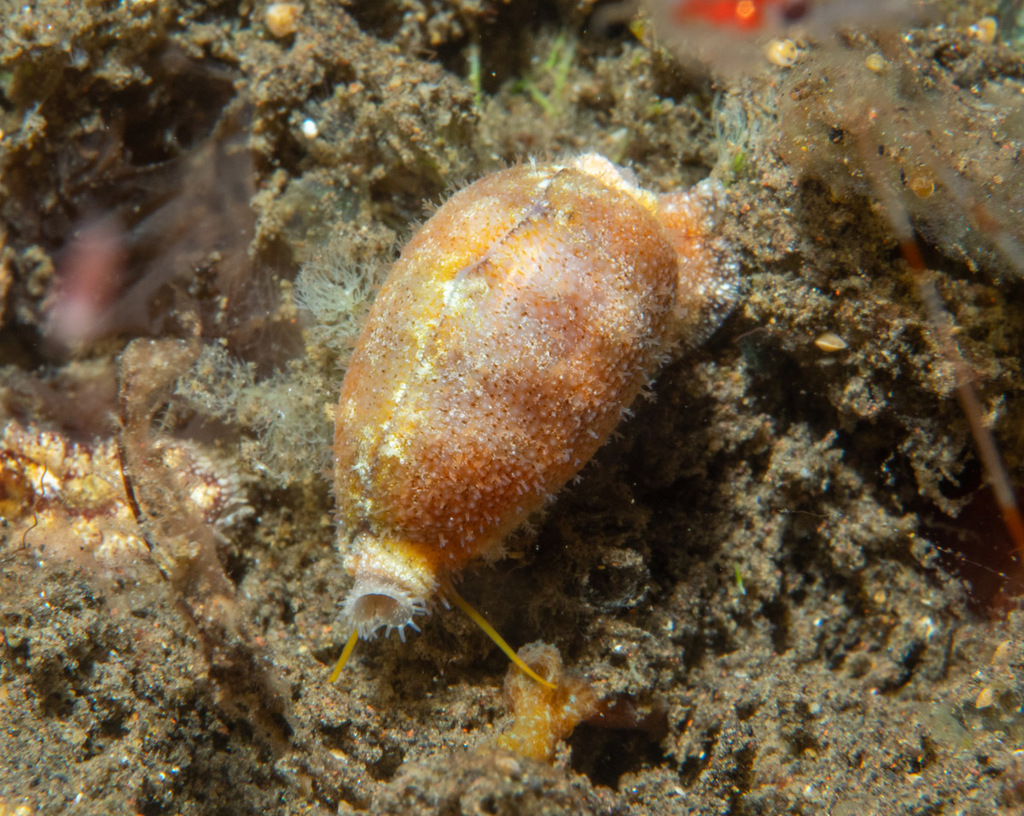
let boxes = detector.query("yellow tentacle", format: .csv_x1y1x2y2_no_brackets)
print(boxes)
328,628,360,683
446,585,556,690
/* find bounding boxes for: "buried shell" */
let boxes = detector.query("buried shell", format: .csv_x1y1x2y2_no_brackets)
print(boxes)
330,153,737,680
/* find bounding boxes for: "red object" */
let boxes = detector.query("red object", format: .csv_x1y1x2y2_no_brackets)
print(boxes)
671,0,765,30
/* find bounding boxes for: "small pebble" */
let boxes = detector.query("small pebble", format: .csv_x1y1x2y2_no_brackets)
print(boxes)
968,17,997,45
266,3,301,38
814,332,848,353
865,53,886,73
765,38,798,68
992,640,1012,664
907,173,935,199
494,755,522,777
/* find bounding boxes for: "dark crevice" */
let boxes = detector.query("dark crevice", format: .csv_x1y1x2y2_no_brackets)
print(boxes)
569,721,668,790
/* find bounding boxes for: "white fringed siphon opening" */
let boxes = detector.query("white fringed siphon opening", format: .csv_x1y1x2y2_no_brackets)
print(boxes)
343,572,429,641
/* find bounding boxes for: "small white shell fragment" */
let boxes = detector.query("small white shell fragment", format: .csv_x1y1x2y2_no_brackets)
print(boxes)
814,332,848,353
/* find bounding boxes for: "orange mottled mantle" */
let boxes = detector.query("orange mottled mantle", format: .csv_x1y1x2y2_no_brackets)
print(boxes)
332,154,736,649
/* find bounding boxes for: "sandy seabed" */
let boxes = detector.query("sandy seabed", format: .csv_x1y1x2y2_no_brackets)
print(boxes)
2,1,1024,813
